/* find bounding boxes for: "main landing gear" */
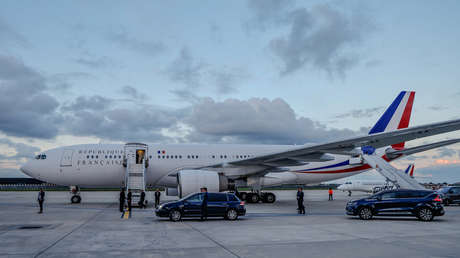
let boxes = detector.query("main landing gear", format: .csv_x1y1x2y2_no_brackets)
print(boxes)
70,185,81,204
236,191,276,203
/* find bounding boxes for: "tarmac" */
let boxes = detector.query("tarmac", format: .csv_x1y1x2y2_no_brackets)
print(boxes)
1,190,460,258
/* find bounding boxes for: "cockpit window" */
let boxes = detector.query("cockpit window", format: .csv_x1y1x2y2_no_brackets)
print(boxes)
35,154,47,160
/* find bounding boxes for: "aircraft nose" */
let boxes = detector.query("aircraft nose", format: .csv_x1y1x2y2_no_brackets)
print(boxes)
20,162,35,178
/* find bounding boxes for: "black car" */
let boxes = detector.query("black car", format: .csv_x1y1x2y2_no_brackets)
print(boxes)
346,189,444,221
438,186,460,206
155,192,246,221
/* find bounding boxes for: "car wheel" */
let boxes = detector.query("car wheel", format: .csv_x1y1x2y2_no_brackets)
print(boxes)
263,193,276,203
169,210,182,222
226,209,238,221
358,207,373,220
417,208,434,221
71,195,81,204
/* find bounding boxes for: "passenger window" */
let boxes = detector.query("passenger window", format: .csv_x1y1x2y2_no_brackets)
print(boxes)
208,193,227,202
228,194,238,201
186,193,202,202
381,192,396,200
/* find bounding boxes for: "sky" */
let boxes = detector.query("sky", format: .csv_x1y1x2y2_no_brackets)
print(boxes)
0,0,459,182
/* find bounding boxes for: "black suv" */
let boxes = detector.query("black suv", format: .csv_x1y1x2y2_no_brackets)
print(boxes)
438,186,460,206
346,189,444,221
155,192,246,221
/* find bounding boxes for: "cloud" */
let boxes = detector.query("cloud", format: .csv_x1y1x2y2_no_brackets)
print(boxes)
246,0,294,31
167,48,249,97
0,138,40,160
167,47,206,88
61,95,113,111
334,106,383,119
120,85,147,101
108,27,166,56
247,2,374,77
74,55,116,69
0,17,29,48
0,55,61,139
433,147,458,159
185,97,358,144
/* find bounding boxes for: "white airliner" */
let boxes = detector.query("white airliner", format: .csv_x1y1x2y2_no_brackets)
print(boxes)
337,164,416,195
20,91,460,204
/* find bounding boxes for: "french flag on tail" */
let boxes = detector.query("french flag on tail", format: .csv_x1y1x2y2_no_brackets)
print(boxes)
369,91,415,149
404,163,415,178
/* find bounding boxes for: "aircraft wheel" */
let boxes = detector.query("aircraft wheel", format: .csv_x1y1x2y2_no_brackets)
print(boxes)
263,193,276,203
247,193,260,203
71,195,81,204
239,192,247,201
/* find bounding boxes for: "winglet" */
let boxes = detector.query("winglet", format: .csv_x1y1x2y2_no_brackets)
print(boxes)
369,91,415,149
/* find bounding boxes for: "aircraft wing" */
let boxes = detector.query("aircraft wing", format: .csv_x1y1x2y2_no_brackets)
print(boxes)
220,118,460,168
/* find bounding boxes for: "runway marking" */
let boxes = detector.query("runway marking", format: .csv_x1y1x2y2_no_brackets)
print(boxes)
122,210,131,219
185,223,241,258
33,203,114,258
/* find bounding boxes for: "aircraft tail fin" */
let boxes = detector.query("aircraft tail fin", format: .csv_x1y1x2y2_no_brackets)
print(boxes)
369,91,415,149
404,163,415,178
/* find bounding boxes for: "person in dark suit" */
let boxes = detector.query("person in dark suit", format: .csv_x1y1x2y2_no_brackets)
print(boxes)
37,188,45,214
138,190,146,209
154,189,161,208
127,189,132,211
297,187,305,214
200,187,208,221
119,189,126,212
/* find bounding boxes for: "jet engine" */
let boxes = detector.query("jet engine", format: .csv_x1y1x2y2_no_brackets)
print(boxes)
177,170,231,198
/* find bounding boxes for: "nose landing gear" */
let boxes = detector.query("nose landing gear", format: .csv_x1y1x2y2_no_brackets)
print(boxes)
70,185,81,204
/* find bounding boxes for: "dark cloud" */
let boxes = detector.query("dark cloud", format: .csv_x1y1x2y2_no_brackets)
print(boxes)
433,147,457,159
0,55,61,138
0,17,29,48
108,27,166,56
120,85,147,101
61,95,113,112
334,107,383,119
247,2,374,77
167,48,249,97
0,138,40,160
185,97,358,144
167,47,206,88
246,0,293,31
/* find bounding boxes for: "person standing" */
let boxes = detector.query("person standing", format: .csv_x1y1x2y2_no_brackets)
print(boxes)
139,190,146,209
119,189,126,212
127,189,132,211
328,188,334,201
154,189,161,208
297,187,305,214
200,187,208,221
37,188,45,214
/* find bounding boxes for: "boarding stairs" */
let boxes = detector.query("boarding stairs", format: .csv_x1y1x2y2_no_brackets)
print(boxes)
124,143,148,207
362,155,425,190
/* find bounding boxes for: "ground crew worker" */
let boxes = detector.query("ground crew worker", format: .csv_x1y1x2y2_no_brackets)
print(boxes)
200,187,208,221
37,188,45,214
297,187,305,214
328,188,334,201
119,189,126,212
139,190,146,209
154,189,161,208
127,189,132,211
